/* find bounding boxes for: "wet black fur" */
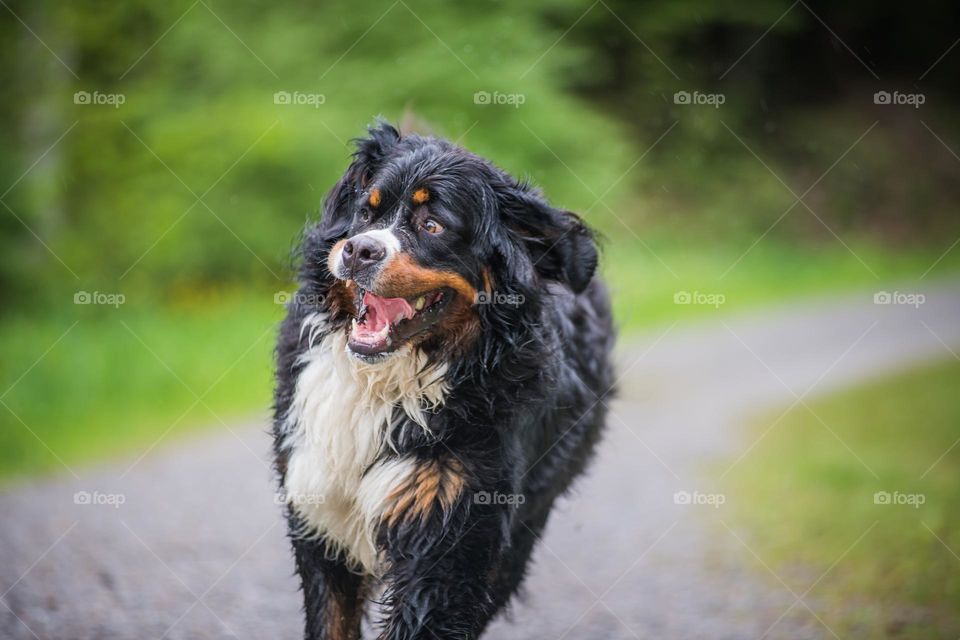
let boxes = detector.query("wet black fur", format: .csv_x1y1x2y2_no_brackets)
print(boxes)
273,122,615,639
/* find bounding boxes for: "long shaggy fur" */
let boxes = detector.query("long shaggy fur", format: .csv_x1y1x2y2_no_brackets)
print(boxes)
273,121,615,640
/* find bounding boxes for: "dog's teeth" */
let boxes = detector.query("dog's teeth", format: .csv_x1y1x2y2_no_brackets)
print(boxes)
414,296,426,311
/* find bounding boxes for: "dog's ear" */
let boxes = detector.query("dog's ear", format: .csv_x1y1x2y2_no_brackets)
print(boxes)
352,120,401,184
497,186,598,294
319,121,401,237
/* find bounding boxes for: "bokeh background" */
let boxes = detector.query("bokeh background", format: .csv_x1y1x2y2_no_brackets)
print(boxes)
2,1,959,637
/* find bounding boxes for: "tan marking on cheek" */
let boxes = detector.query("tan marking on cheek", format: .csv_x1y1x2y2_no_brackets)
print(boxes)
327,239,348,275
431,297,481,356
411,188,430,205
481,267,494,297
376,254,476,301
384,458,466,527
368,188,381,208
326,279,357,321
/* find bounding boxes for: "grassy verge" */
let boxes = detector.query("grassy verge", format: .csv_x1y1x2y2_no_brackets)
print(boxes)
724,359,960,638
0,289,283,482
603,237,960,330
1,240,958,482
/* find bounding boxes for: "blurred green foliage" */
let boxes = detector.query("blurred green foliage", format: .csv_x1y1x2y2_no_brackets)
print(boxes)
3,0,960,308
1,0,960,479
1,0,639,305
556,0,960,245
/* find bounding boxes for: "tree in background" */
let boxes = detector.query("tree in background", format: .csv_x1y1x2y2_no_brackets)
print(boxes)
2,0,959,311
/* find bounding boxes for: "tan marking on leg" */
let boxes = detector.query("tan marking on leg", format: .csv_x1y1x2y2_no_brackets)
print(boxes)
324,581,366,640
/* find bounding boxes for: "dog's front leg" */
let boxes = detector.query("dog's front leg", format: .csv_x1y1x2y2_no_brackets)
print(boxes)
292,534,367,640
374,457,507,640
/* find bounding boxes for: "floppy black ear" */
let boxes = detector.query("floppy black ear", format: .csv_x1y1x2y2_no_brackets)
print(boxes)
498,187,598,294
351,120,401,183
319,121,401,238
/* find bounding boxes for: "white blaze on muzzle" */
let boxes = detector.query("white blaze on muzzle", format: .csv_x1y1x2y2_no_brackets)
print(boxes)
329,228,402,280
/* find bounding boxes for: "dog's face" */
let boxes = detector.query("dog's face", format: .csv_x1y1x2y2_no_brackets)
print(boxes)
325,177,481,361
313,123,598,363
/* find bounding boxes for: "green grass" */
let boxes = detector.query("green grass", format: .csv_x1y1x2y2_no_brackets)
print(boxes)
0,288,283,482
1,239,958,482
724,359,960,638
602,236,960,330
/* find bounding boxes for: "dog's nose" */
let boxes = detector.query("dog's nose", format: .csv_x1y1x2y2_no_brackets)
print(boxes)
341,235,387,273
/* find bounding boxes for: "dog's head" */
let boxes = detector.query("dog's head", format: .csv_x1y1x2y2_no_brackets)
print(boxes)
306,121,598,363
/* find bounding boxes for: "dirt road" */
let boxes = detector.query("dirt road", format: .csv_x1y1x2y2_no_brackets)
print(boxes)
2,282,958,639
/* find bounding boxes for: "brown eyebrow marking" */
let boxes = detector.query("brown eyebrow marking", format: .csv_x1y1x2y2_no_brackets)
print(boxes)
411,188,430,205
368,188,381,208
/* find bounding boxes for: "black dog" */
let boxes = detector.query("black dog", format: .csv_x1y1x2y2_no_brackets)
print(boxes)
273,122,614,639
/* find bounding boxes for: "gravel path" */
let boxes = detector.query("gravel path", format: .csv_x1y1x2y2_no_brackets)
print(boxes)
2,282,959,640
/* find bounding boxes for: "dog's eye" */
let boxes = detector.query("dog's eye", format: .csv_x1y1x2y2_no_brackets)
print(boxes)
422,218,444,235
358,209,371,224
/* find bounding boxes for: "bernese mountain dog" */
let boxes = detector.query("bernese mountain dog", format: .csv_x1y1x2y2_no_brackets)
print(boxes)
273,121,615,639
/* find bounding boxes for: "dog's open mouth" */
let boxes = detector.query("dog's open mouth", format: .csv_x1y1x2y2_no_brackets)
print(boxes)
348,287,452,359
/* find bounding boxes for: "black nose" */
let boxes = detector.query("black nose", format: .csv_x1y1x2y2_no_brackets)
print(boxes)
341,235,387,273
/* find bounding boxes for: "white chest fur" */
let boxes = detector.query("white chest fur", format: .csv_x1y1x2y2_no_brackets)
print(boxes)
281,317,447,574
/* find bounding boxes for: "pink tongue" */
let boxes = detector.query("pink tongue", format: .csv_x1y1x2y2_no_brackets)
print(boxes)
355,292,414,337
